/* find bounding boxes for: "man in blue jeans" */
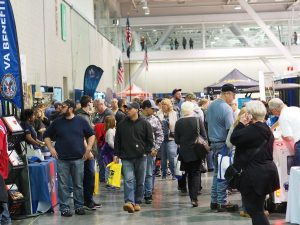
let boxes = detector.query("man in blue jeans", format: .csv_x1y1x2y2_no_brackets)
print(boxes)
142,100,164,204
114,102,153,213
44,99,95,217
207,84,238,212
268,98,300,165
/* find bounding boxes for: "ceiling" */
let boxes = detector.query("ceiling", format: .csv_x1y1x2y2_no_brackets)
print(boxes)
117,0,297,17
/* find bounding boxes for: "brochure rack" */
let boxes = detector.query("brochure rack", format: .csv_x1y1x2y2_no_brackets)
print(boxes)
3,116,32,218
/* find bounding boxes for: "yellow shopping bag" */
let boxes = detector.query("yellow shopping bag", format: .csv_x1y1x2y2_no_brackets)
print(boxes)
106,162,122,188
94,163,100,195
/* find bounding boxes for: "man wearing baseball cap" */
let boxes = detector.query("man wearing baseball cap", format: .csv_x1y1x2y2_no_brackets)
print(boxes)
172,88,184,117
114,102,153,213
44,99,95,217
206,83,238,212
141,100,164,204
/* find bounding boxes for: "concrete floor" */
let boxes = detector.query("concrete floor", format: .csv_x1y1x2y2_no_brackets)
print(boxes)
13,173,286,225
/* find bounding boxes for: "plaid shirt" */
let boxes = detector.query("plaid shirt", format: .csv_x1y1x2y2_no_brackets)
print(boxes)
145,115,164,150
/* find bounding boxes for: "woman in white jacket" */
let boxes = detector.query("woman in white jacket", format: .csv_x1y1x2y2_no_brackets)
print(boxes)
157,98,178,180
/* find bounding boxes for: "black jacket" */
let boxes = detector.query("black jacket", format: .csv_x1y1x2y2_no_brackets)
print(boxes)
230,122,279,196
114,117,153,160
175,117,207,163
115,109,126,125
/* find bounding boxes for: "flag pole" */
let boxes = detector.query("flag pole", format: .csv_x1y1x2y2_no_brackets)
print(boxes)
129,53,131,101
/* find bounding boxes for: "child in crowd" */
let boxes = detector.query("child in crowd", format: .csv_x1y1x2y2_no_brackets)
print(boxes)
101,115,116,186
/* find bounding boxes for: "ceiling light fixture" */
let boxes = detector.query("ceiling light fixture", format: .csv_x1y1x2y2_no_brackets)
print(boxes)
145,8,150,15
234,5,242,10
142,1,148,9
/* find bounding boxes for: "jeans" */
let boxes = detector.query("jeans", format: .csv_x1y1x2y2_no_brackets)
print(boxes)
295,142,300,166
57,159,84,211
160,140,177,177
122,156,147,204
83,159,95,204
242,192,270,225
145,155,155,198
206,150,214,170
210,142,228,204
0,203,11,224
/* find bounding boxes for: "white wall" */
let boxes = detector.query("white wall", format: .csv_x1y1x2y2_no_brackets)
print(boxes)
65,0,94,24
11,0,121,102
129,58,292,93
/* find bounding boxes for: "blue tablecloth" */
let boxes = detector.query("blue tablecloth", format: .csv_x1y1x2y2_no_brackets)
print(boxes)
28,158,58,213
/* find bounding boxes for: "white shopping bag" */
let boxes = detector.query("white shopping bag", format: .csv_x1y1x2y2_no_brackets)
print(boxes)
217,146,233,180
174,155,183,180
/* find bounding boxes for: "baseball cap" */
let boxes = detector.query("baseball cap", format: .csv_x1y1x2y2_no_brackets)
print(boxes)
53,101,62,109
221,83,236,93
62,99,76,109
124,102,140,110
172,88,182,96
142,100,159,110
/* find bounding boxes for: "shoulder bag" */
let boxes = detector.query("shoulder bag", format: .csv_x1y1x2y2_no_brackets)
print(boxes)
225,139,267,189
193,118,210,159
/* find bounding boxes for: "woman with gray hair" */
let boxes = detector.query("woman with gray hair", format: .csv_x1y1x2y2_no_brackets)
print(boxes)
175,101,207,207
230,100,279,225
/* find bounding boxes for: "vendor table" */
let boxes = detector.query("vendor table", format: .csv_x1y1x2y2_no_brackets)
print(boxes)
286,166,300,224
28,158,57,213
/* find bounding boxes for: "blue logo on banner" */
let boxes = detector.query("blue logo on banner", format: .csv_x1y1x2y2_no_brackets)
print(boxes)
0,0,23,109
1,73,17,99
83,65,103,97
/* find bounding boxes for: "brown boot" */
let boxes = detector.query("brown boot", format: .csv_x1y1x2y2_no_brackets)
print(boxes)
239,211,250,218
134,204,141,212
123,203,135,213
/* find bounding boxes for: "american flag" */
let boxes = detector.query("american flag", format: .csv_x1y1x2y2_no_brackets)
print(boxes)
117,58,124,84
144,46,148,71
125,17,132,47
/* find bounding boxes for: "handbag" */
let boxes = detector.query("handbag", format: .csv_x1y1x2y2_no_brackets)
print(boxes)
225,164,241,189
193,118,210,159
225,139,267,189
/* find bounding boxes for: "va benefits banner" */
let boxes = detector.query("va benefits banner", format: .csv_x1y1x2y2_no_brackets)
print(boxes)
0,0,23,109
83,65,103,97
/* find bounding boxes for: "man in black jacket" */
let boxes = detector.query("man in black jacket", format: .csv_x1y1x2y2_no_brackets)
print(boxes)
114,102,153,213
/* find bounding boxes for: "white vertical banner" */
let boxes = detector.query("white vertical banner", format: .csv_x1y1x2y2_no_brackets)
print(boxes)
259,71,266,101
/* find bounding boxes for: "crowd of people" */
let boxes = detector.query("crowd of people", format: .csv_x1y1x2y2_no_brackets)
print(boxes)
169,37,194,50
2,83,300,225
